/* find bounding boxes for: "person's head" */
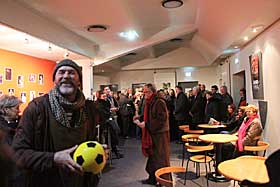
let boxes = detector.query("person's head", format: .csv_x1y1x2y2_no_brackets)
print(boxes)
95,90,102,99
220,85,228,95
192,86,199,96
227,104,236,115
170,89,175,97
201,84,206,91
127,88,133,95
237,108,244,116
53,59,82,101
103,86,111,95
0,95,22,121
205,91,213,100
243,104,258,118
211,85,219,94
175,86,183,96
164,89,169,96
240,88,246,97
188,89,193,97
157,89,166,99
143,83,156,99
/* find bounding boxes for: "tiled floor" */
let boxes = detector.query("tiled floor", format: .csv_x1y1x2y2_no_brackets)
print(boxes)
99,138,235,187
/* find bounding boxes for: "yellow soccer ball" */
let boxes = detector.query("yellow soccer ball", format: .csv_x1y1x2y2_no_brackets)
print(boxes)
73,141,106,174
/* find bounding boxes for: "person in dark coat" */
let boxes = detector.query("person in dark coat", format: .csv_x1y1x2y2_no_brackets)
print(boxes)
12,59,100,187
220,85,233,121
238,88,247,107
189,86,205,130
174,86,191,140
135,83,170,185
204,91,222,123
0,95,23,187
265,149,280,187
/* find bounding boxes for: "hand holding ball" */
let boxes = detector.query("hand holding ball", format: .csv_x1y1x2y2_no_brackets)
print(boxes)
73,141,106,174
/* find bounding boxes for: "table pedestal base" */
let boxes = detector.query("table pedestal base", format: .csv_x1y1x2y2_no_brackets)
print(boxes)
207,172,231,182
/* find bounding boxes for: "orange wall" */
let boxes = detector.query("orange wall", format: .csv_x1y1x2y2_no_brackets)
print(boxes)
0,48,56,112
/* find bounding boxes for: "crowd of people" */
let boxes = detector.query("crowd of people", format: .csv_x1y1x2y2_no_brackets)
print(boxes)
1,58,277,187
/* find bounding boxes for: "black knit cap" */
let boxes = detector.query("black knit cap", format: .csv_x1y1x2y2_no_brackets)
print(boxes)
52,59,82,82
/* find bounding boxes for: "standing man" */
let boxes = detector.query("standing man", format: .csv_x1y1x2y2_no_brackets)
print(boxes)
135,83,170,185
220,85,233,121
12,59,100,187
174,86,191,141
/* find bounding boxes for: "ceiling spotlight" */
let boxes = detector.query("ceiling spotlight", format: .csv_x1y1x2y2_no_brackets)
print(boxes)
235,58,239,64
64,51,70,58
251,25,264,33
87,25,107,32
234,46,239,49
244,36,249,41
48,43,52,53
119,30,139,41
24,38,29,44
162,0,183,8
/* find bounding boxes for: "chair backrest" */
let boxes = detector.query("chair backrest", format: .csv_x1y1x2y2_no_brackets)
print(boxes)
184,129,204,134
185,143,214,152
244,141,270,152
181,134,200,142
155,166,186,187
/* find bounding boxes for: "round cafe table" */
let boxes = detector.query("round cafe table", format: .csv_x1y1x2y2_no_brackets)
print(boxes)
218,156,269,184
198,124,226,129
199,134,238,182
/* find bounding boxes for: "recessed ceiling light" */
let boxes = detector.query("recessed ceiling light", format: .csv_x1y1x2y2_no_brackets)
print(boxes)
251,25,264,33
162,0,183,8
234,46,239,49
87,25,107,32
101,69,105,73
244,36,249,41
119,30,139,41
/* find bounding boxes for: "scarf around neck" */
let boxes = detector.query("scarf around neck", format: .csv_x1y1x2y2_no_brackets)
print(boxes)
48,87,86,128
237,114,258,151
141,94,156,157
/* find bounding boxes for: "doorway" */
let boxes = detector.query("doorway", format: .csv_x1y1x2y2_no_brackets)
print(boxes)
232,71,246,106
178,81,198,93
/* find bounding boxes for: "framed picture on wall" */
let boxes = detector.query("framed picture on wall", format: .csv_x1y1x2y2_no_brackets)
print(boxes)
249,51,264,99
38,73,44,85
29,74,36,83
0,90,3,96
132,83,146,93
20,92,27,103
5,67,12,81
30,91,36,101
8,88,15,96
17,75,24,87
0,74,3,84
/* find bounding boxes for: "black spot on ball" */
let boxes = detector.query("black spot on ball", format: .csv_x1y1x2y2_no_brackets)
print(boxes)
76,155,84,165
87,142,96,148
95,154,103,164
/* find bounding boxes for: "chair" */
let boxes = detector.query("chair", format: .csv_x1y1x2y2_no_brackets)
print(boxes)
244,141,270,157
155,166,186,187
181,134,200,166
184,143,214,187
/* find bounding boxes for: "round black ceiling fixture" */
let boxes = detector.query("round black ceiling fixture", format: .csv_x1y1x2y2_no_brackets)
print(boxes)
162,0,183,8
87,25,107,32
170,38,183,42
126,52,137,56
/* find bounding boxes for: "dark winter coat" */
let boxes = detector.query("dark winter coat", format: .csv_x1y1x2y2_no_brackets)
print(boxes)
174,92,191,122
12,95,99,187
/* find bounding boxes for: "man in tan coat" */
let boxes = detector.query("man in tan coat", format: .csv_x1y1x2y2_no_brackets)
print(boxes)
136,83,170,185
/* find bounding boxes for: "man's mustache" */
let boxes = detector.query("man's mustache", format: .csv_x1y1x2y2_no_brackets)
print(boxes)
60,80,74,86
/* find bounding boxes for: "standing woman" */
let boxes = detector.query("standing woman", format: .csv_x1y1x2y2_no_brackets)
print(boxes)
0,95,22,187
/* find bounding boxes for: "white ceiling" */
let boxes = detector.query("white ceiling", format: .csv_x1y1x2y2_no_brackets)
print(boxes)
0,0,279,70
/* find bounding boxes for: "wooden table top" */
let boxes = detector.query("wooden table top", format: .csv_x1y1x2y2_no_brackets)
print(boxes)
199,134,238,143
198,124,226,129
218,156,269,184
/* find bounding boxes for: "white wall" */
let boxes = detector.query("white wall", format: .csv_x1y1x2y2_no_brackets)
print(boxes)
93,75,110,91
176,66,219,90
229,21,280,155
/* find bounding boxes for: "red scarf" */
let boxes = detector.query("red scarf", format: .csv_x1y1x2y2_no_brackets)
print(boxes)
141,94,155,157
237,114,258,151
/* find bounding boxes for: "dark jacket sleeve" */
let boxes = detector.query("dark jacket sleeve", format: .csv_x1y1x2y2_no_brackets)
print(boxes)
148,99,169,134
12,101,55,172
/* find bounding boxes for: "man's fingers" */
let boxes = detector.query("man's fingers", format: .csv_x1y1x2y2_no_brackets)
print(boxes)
67,145,78,153
68,159,83,175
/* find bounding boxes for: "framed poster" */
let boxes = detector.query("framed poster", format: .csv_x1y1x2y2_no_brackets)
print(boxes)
20,92,27,103
8,88,15,96
0,74,3,84
0,90,3,96
29,74,36,83
132,83,146,93
38,73,44,85
5,67,12,81
30,91,36,101
17,75,24,87
249,51,264,99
